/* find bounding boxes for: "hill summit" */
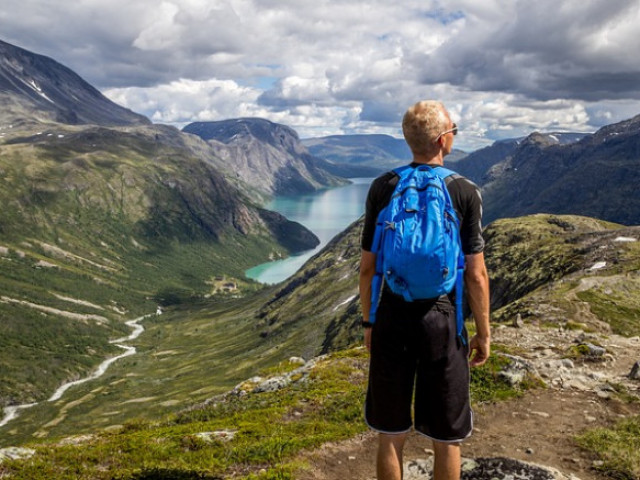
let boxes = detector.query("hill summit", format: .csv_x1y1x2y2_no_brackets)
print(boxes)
183,118,347,197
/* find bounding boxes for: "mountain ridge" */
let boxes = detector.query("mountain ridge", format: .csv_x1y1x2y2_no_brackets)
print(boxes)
0,39,149,127
183,118,348,197
303,133,467,174
480,116,640,225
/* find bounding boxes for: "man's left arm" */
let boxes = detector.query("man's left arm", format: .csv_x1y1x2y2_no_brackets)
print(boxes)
454,177,490,366
465,252,490,367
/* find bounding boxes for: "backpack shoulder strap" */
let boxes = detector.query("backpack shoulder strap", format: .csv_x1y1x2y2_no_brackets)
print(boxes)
431,165,458,179
431,166,467,345
391,165,414,181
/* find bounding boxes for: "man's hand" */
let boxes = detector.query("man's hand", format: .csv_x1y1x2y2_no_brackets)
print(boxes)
364,327,372,352
468,334,490,367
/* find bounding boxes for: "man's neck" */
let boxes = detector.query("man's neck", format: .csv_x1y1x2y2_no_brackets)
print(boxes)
411,152,444,166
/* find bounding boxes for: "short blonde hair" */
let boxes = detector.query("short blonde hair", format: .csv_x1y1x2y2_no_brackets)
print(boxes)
402,101,449,155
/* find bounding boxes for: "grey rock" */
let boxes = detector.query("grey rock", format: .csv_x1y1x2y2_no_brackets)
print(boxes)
404,457,582,480
460,457,574,480
404,458,433,479
629,361,640,380
499,354,537,386
253,376,290,393
513,313,525,328
578,343,606,357
195,430,236,443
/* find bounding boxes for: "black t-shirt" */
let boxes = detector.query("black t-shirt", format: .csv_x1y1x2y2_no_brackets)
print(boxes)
361,163,485,255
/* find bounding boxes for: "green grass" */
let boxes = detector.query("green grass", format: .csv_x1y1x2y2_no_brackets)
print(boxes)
576,415,640,480
470,346,537,403
576,289,640,337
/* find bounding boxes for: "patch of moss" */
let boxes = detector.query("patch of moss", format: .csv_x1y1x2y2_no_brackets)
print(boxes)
470,352,529,404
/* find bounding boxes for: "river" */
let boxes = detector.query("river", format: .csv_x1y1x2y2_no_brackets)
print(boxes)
0,314,151,428
245,177,373,284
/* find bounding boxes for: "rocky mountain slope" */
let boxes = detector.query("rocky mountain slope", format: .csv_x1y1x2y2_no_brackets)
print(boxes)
253,213,640,357
452,133,586,186
183,118,348,198
478,119,640,225
0,39,148,128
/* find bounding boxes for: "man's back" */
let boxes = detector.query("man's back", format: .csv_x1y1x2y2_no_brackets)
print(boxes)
361,164,484,258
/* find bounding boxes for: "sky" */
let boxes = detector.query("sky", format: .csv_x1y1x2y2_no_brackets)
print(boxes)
2,0,640,151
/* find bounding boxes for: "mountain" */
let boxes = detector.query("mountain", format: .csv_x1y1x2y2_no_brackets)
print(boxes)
480,117,640,225
451,138,520,186
183,118,348,198
0,39,149,128
303,134,468,175
0,40,320,411
453,133,587,186
0,122,321,408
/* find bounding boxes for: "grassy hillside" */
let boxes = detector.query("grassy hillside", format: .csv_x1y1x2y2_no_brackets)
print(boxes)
254,218,363,357
2,212,639,478
0,123,317,411
0,346,530,479
484,214,640,336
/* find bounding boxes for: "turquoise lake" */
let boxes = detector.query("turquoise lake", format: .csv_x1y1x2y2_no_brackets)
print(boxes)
245,177,374,284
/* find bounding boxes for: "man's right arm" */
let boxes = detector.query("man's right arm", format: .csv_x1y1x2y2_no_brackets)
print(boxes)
359,250,376,351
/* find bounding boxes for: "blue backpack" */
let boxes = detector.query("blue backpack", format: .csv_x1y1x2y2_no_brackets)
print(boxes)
369,164,466,343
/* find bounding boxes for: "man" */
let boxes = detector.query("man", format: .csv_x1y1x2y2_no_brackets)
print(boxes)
359,100,490,480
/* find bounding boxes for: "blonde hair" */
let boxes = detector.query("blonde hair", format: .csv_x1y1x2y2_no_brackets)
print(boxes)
402,101,449,155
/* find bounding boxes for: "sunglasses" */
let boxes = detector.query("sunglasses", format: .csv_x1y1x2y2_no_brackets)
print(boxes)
436,123,458,141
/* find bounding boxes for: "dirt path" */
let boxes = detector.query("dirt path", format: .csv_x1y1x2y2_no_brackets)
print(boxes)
296,385,639,480
295,321,640,480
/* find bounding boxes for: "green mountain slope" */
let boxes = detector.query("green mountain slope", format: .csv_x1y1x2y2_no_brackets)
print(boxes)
0,122,318,411
484,214,640,336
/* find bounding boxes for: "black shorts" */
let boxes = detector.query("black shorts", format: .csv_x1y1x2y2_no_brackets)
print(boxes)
365,290,472,442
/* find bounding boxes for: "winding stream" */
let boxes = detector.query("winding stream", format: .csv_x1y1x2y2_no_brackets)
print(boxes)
0,314,150,428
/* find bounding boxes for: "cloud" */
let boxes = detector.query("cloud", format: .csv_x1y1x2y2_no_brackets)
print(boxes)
420,0,640,101
104,78,263,125
3,0,640,150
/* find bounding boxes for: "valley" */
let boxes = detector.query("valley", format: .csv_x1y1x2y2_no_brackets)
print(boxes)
1,37,640,480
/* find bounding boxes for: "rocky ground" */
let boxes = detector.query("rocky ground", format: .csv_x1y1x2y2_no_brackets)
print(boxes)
296,321,640,480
